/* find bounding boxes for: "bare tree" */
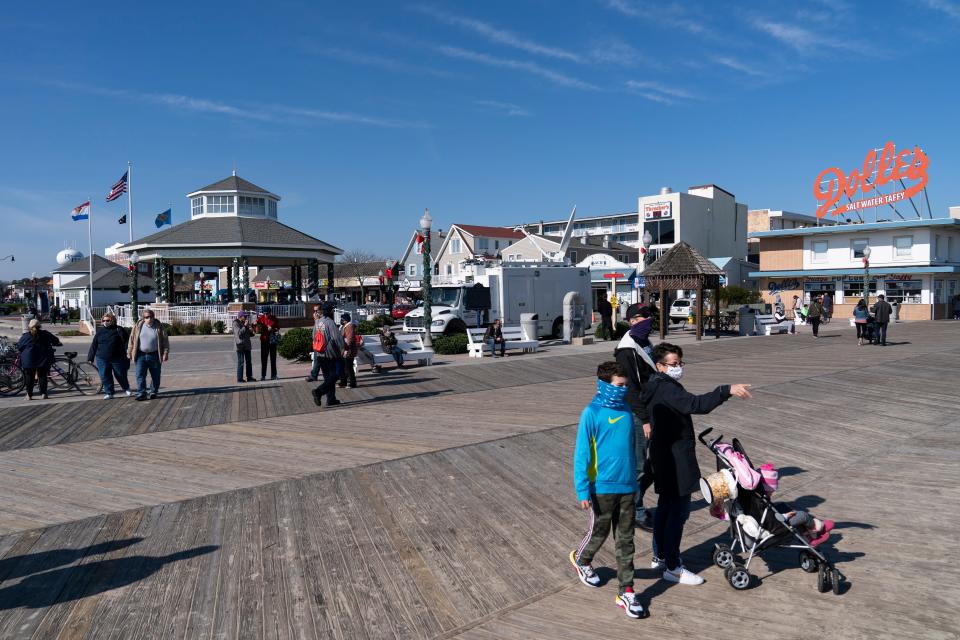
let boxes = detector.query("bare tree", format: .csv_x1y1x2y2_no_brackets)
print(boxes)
337,250,383,302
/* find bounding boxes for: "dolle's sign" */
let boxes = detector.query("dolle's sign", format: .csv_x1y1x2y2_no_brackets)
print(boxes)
813,142,929,218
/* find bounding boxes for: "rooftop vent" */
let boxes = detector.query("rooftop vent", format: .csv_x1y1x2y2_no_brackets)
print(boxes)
659,187,673,195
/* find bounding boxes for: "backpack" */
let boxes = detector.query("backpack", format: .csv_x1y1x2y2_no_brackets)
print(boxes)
354,332,364,348
313,328,326,353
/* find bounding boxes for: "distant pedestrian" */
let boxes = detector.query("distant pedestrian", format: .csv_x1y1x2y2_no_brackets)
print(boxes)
338,313,358,389
822,293,833,323
871,294,893,346
597,291,614,340
380,325,404,368
806,296,823,338
233,312,255,382
17,319,61,400
852,299,869,346
311,302,345,407
484,318,506,358
87,312,131,399
255,308,280,380
49,305,60,325
953,294,960,320
128,309,170,400
60,305,70,324
791,295,805,323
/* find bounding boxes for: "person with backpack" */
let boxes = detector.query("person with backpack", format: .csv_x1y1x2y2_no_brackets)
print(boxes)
311,302,345,407
806,295,823,338
87,311,132,399
338,312,359,389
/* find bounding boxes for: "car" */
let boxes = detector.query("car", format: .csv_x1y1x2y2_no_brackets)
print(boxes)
391,303,414,320
669,299,692,322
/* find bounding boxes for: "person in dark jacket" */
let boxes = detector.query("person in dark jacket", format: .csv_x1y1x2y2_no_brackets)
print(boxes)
86,312,131,399
17,319,61,400
641,342,752,585
254,309,280,380
806,296,823,337
233,312,255,382
597,291,614,340
338,313,358,389
380,325,404,368
484,318,506,358
614,303,658,531
870,294,893,346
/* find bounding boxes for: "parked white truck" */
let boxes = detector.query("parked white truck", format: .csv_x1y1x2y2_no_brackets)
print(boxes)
403,261,593,338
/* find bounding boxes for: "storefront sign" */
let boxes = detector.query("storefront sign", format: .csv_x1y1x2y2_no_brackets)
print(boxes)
768,279,801,293
813,141,929,218
253,281,269,290
603,272,626,279
644,202,672,220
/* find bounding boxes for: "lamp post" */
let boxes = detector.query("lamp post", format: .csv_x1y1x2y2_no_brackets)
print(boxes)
378,269,385,306
420,208,433,347
862,246,872,309
198,270,206,305
640,230,654,305
129,251,140,320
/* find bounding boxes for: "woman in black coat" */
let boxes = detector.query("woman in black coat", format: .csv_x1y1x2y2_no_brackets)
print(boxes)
87,312,131,398
641,342,752,585
17,319,62,400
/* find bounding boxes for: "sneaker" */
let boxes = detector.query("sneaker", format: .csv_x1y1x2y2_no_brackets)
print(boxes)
635,513,654,532
124,390,132,397
311,388,323,407
148,392,158,399
615,589,645,619
135,394,147,401
41,393,49,399
103,394,113,400
327,399,342,407
650,556,665,570
568,551,600,587
663,566,704,585
305,376,317,382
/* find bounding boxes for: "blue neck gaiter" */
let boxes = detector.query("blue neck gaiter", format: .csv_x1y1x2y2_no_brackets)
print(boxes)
594,379,628,410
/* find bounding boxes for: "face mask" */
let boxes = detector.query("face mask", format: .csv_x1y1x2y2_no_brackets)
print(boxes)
594,379,628,409
663,366,683,381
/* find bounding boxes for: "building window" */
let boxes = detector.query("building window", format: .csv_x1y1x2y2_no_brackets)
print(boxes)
812,240,828,263
191,197,203,216
451,238,462,254
408,264,417,277
851,239,868,259
239,196,265,216
569,250,577,263
446,264,452,275
475,238,489,253
842,279,877,300
884,279,922,304
645,220,675,245
207,195,234,214
893,236,913,258
138,263,150,273
494,240,500,250
268,200,277,217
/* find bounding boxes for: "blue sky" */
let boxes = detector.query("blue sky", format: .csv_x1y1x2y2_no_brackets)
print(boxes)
3,0,960,278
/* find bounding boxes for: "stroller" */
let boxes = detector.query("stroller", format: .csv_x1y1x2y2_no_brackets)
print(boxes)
697,427,844,593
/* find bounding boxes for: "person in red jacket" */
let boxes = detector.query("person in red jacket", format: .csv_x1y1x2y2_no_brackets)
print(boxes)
254,309,280,380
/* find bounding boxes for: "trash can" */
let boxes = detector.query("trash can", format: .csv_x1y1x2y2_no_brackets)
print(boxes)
891,301,900,323
20,314,31,334
738,306,755,336
520,313,539,341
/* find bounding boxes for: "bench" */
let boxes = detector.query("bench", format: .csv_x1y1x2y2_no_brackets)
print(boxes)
466,326,539,358
354,333,434,374
754,314,795,336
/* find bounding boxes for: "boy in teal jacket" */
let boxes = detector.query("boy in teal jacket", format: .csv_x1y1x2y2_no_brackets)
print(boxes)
569,361,645,619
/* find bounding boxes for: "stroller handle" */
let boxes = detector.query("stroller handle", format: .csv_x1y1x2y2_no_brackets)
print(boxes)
698,427,716,445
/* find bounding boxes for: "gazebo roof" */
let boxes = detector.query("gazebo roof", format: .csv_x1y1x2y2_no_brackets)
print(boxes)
190,175,276,197
643,241,725,277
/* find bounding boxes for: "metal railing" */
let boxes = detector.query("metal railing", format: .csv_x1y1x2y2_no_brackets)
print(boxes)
105,303,307,329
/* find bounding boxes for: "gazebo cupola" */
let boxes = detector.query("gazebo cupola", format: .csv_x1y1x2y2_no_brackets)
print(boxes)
186,171,280,220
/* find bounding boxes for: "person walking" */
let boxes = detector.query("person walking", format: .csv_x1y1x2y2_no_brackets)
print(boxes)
597,291,614,340
311,302,345,407
852,299,870,346
871,294,893,346
17,319,61,400
642,343,752,585
791,295,805,324
128,309,170,400
338,313,358,389
233,312,255,382
306,307,324,382
806,295,823,338
255,308,280,380
614,303,657,532
49,305,60,326
87,312,132,399
484,318,506,358
953,294,960,320
380,325,404,368
60,305,70,325
822,293,833,323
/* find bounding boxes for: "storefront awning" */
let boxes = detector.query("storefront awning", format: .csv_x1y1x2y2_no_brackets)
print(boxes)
750,266,960,278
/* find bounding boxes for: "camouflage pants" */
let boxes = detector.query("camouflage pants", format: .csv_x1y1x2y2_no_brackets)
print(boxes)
574,493,636,590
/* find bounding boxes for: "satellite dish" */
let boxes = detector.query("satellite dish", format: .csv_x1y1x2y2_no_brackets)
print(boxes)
56,248,84,266
556,205,577,258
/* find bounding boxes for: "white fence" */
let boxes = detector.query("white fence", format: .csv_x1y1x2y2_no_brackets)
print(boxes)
93,303,307,330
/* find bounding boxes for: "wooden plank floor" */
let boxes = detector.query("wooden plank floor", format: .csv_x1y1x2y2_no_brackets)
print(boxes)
0,321,957,639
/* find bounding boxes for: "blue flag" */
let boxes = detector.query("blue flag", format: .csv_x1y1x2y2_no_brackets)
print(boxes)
155,208,172,228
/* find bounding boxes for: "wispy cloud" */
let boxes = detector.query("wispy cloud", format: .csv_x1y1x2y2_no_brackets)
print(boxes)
915,0,960,20
49,81,430,129
626,80,695,99
600,0,713,36
712,55,768,77
750,17,873,54
412,5,582,62
589,38,657,68
300,43,459,78
475,100,532,117
434,45,600,90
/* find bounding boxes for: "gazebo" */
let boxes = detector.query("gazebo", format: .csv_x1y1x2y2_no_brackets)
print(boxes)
117,174,342,313
643,241,724,341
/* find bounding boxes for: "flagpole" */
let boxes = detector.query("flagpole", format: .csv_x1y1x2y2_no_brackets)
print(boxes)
88,197,94,309
127,160,133,243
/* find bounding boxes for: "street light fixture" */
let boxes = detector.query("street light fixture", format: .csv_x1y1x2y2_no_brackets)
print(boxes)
129,251,140,319
420,208,433,347
862,245,872,309
198,270,207,304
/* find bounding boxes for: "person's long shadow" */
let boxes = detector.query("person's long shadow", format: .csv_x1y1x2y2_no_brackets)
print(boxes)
0,545,218,610
0,538,143,582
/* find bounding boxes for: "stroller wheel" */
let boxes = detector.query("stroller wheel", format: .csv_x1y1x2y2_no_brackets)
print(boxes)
831,568,842,595
817,564,831,593
727,564,751,590
713,544,735,569
799,550,818,573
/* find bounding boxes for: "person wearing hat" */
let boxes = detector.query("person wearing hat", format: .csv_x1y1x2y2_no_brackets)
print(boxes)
338,312,358,389
311,302,345,407
233,311,255,382
17,318,62,400
614,303,658,532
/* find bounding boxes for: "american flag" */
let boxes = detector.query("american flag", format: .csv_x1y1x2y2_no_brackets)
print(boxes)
105,171,128,202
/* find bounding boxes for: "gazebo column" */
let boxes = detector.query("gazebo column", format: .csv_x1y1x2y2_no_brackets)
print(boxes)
241,258,250,303
296,264,303,301
166,263,174,303
308,259,319,298
290,265,297,302
226,263,233,304
696,281,704,341
327,263,335,300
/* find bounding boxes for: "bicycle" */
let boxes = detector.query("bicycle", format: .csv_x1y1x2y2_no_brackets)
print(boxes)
0,352,25,396
48,350,97,394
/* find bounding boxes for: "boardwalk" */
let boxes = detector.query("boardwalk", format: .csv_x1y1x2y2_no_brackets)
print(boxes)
0,321,957,639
